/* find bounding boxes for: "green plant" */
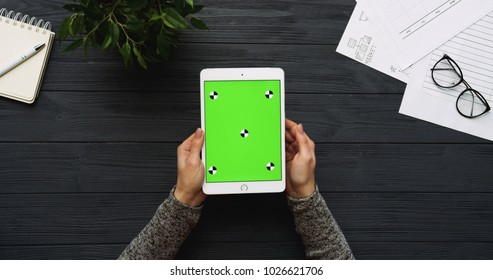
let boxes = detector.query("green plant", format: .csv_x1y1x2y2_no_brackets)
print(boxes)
59,0,208,69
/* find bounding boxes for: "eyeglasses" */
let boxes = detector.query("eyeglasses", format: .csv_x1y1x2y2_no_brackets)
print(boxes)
430,54,491,118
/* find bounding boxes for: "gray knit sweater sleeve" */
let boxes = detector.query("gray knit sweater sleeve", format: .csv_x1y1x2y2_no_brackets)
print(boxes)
118,188,202,260
287,186,354,260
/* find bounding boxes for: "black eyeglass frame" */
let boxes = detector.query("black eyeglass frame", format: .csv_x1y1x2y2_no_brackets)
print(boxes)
430,54,491,119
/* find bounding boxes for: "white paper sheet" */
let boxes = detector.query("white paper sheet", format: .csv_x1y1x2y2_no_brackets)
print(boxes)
364,0,493,69
336,2,411,83
399,12,493,141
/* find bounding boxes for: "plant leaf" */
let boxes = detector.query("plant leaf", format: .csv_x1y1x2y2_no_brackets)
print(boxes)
149,13,162,22
185,4,204,14
133,47,147,69
190,16,208,30
58,17,71,44
120,42,132,67
83,0,101,19
64,38,84,52
70,15,85,37
162,8,189,30
156,33,171,60
174,0,185,14
101,35,112,49
192,5,204,14
59,0,207,68
67,14,76,37
125,14,145,33
125,0,147,12
122,42,132,57
109,22,120,46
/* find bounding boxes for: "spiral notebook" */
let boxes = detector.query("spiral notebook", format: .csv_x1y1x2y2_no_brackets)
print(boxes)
0,8,55,104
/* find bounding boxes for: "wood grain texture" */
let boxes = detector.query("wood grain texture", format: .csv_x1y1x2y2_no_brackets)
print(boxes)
177,241,493,260
2,2,397,94
1,193,493,247
0,242,304,260
0,0,354,45
3,241,493,260
3,242,493,260
37,43,405,94
351,242,493,260
0,244,126,260
0,143,492,194
0,93,482,143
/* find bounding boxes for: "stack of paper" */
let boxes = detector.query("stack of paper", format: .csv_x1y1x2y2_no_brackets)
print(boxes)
337,0,493,141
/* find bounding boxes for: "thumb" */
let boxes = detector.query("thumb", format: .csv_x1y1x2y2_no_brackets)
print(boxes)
190,128,204,161
295,124,312,157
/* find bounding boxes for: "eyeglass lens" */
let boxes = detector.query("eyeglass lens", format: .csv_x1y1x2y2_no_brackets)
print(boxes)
431,57,463,88
457,89,489,118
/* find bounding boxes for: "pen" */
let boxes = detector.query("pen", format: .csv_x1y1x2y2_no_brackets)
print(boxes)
0,43,45,77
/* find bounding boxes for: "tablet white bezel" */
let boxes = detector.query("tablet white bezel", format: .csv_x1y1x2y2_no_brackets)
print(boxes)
200,68,285,195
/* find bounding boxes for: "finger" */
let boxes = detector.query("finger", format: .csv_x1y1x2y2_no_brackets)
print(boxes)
178,132,195,155
295,124,313,157
189,128,204,162
286,119,300,141
286,142,297,154
288,140,299,151
285,128,296,143
286,149,296,162
285,118,298,131
285,118,298,144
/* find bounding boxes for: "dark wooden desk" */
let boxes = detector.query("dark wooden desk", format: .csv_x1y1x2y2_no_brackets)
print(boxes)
1,0,493,259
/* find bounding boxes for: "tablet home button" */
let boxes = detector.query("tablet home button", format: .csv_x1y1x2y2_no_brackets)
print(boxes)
241,184,248,191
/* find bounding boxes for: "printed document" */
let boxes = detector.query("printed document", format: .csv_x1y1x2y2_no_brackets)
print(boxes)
337,2,411,83
399,12,493,141
364,0,493,69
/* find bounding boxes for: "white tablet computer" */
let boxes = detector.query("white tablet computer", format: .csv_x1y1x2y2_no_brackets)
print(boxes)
200,68,285,195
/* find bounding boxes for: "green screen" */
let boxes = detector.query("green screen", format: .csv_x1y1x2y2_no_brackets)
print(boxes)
204,80,282,183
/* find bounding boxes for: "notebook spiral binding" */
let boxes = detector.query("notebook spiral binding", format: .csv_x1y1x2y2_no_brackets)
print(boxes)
0,8,52,35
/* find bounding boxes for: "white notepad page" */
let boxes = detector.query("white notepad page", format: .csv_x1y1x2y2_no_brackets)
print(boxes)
0,11,54,103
